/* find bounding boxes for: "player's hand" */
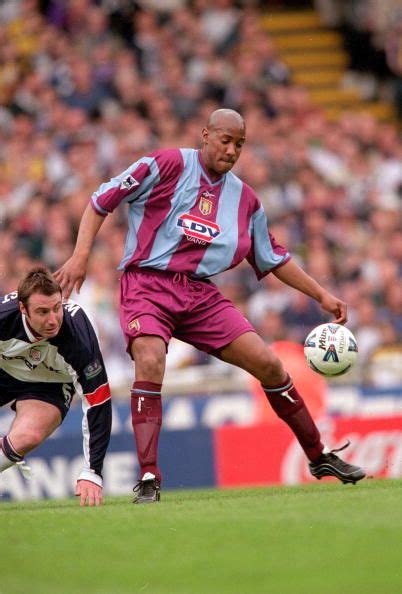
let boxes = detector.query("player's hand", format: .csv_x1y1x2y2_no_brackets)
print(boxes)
75,479,103,507
54,256,88,300
319,292,347,324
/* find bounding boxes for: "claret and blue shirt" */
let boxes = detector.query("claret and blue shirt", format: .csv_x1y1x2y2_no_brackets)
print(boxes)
91,148,290,279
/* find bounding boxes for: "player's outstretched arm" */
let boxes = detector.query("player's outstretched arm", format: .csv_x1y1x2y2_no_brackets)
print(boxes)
54,204,105,299
75,479,103,507
70,307,112,508
272,259,347,324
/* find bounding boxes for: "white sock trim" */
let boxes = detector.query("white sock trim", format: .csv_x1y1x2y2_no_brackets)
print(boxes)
0,449,16,472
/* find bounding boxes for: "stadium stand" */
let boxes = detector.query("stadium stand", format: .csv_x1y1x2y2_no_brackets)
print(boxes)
261,7,397,122
0,0,401,398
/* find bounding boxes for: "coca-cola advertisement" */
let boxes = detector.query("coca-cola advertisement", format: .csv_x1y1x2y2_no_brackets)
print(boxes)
215,416,402,487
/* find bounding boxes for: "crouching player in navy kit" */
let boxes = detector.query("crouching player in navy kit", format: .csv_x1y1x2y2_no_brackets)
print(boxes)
0,267,112,506
56,109,365,504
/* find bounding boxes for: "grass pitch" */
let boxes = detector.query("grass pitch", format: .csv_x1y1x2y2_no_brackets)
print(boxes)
1,479,402,594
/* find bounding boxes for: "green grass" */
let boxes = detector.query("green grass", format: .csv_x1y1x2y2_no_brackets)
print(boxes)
1,479,402,594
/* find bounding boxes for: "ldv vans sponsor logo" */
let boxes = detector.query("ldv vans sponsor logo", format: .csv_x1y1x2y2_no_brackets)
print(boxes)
177,214,221,244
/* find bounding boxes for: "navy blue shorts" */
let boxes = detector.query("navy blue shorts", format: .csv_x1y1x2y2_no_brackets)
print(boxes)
0,369,74,420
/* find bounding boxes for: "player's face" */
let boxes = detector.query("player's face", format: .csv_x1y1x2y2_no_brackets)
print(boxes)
20,292,63,338
202,124,246,178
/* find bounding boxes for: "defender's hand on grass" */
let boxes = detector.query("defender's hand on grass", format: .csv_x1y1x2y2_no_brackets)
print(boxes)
75,479,103,507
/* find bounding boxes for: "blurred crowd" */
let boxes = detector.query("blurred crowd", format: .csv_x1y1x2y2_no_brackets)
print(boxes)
0,0,401,392
316,0,402,116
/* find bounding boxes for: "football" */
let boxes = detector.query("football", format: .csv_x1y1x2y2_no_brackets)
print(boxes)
304,323,358,377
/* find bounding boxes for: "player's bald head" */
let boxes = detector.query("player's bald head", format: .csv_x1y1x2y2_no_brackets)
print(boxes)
201,109,246,179
206,109,245,134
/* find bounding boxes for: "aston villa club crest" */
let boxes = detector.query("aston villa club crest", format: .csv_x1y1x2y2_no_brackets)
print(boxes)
128,318,141,333
199,191,214,216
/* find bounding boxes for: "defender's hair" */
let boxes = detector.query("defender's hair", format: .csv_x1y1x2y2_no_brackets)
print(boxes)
18,266,61,308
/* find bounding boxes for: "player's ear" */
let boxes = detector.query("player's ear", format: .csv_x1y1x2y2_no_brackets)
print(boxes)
19,301,27,316
202,127,209,144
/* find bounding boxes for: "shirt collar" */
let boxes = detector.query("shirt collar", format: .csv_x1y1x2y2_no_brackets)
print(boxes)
22,314,46,343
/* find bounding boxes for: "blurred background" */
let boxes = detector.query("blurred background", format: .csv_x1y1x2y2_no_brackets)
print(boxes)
0,0,401,497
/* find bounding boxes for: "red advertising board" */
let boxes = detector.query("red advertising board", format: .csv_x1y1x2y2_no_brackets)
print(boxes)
214,416,402,487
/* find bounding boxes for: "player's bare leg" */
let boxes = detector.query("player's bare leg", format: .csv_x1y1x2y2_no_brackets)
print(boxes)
220,332,365,484
9,400,62,453
130,336,165,503
0,400,61,478
220,331,286,385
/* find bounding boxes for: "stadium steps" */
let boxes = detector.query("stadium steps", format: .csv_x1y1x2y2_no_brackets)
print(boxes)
261,9,397,122
292,69,344,88
261,10,322,32
273,31,344,52
308,87,362,106
283,51,349,69
325,102,397,122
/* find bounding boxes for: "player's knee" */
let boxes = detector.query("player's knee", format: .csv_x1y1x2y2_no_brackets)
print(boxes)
134,350,165,379
259,352,285,386
14,428,45,454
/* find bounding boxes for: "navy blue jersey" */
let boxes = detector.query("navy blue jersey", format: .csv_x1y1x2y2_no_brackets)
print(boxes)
0,291,112,486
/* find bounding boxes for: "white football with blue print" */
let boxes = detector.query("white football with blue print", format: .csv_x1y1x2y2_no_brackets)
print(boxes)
304,323,358,377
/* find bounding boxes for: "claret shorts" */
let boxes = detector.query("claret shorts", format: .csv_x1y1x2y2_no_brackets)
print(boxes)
120,267,256,357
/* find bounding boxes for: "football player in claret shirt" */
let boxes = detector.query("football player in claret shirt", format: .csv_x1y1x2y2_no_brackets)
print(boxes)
0,267,112,506
56,109,365,503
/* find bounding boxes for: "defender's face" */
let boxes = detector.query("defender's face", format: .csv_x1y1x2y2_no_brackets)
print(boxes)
202,124,246,177
20,292,63,338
